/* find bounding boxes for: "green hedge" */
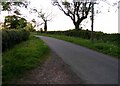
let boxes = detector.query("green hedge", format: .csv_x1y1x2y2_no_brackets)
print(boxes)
46,29,120,45
2,29,30,51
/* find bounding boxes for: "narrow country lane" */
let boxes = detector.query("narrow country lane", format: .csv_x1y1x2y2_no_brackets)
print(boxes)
37,35,118,84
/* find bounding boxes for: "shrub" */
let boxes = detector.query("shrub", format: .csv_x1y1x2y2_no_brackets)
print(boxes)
2,29,30,51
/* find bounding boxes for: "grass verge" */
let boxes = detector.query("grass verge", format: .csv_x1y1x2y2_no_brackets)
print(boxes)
2,36,50,84
39,34,119,58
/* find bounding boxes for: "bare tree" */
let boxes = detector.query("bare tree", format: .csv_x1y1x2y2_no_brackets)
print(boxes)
52,0,92,30
52,0,120,41
37,10,52,32
31,8,53,32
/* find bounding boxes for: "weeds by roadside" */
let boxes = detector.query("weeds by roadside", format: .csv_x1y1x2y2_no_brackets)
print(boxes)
2,36,50,84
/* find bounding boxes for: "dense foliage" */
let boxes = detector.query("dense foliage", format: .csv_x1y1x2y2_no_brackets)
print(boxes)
45,29,120,45
4,15,27,29
1,1,28,11
2,29,30,51
25,22,35,32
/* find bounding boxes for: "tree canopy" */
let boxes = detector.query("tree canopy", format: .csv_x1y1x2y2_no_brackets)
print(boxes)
0,0,29,15
25,22,35,32
4,15,27,29
1,1,28,11
52,0,120,30
52,0,92,30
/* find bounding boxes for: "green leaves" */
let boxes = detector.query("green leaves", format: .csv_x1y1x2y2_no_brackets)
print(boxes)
4,15,27,29
1,0,29,11
1,2,11,11
25,22,35,32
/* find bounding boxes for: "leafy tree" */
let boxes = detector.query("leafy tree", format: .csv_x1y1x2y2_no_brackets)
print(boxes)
17,18,27,28
4,15,27,29
4,15,18,29
1,1,28,11
25,22,35,32
52,0,92,30
0,0,29,15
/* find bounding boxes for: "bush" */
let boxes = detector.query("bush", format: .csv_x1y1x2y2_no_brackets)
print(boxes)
2,29,30,51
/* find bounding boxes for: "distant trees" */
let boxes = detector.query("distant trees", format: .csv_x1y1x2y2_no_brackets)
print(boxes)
31,9,53,32
25,22,35,32
37,10,52,32
52,0,92,30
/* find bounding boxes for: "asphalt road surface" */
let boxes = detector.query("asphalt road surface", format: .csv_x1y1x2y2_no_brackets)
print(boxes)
37,35,118,84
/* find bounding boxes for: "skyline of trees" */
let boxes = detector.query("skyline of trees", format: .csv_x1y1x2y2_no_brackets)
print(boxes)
0,0,119,32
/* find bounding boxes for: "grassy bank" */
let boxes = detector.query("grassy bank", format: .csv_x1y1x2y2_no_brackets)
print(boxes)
2,36,50,84
39,34,119,58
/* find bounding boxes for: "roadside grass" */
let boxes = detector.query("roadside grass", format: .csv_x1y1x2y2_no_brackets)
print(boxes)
39,34,119,58
2,36,50,84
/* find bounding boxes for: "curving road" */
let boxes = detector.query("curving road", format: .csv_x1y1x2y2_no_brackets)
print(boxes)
36,35,118,84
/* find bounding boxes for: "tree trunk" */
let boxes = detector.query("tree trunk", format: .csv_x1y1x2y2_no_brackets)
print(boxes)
44,21,47,32
74,22,80,30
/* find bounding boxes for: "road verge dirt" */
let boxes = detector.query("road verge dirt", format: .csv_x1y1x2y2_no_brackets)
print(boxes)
12,50,83,84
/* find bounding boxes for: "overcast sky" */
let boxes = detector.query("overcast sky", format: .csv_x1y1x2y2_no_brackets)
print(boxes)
0,0,119,33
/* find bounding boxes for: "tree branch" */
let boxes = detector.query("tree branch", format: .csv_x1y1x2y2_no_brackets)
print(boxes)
57,2,74,20
79,2,92,23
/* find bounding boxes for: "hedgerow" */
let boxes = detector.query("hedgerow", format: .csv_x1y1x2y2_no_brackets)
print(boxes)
46,29,120,45
2,29,30,51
